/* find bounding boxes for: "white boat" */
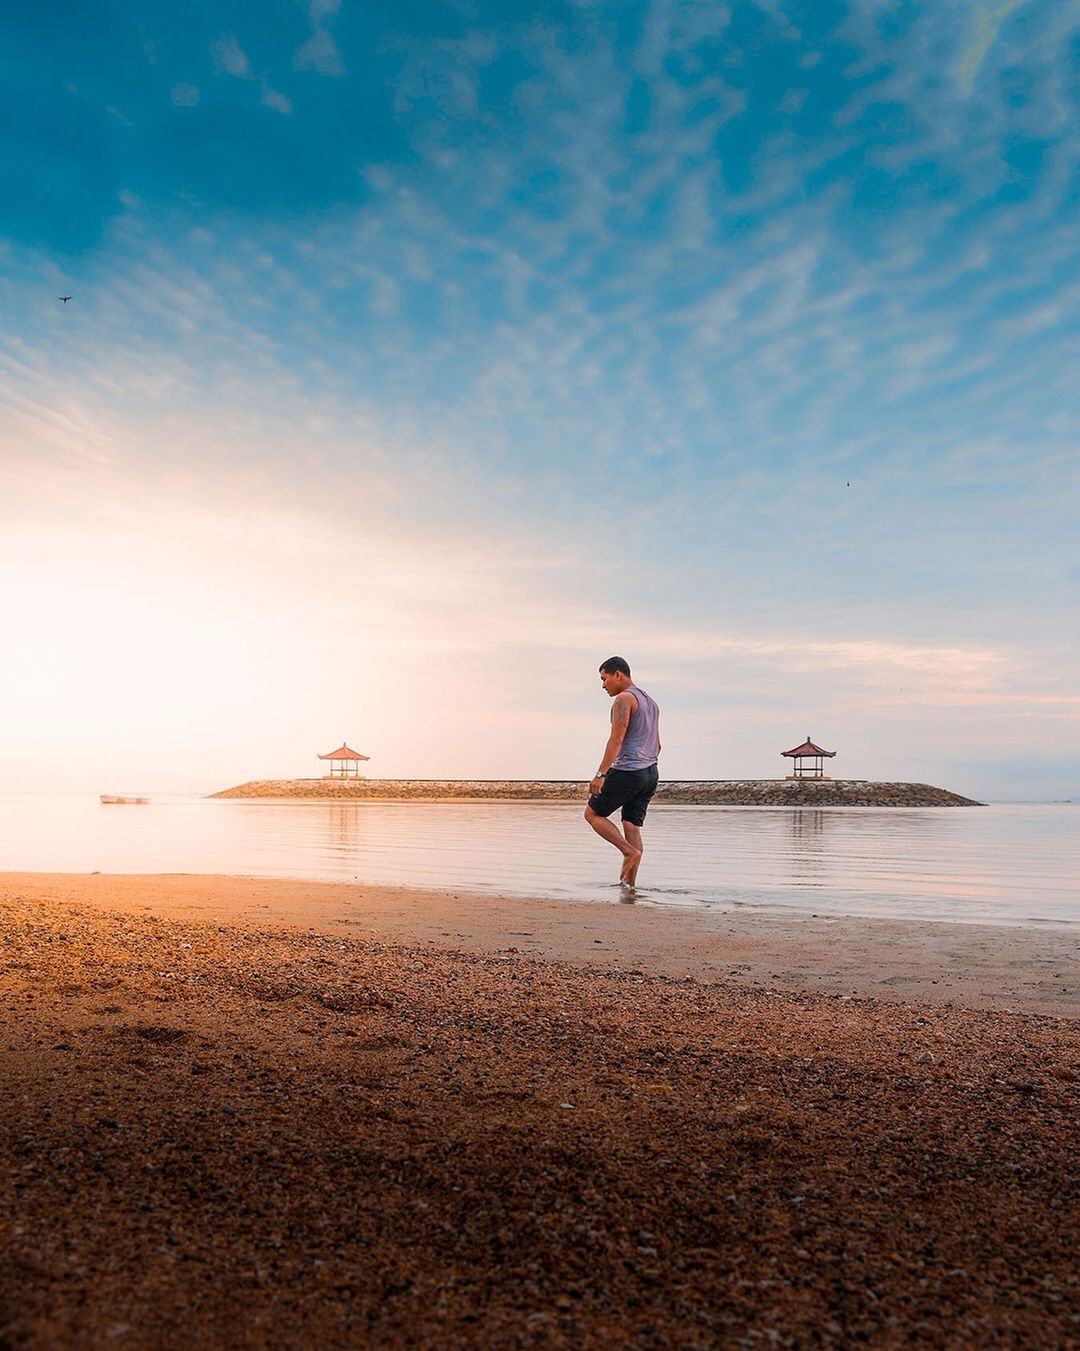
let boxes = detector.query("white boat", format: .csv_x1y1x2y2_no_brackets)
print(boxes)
99,794,150,805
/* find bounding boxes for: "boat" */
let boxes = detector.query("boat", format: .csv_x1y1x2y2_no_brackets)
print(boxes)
99,795,150,805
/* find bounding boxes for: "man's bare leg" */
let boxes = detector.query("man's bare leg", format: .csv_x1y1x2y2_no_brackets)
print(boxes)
621,821,643,886
584,806,641,880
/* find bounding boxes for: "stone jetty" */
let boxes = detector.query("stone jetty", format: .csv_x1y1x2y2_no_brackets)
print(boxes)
210,779,983,806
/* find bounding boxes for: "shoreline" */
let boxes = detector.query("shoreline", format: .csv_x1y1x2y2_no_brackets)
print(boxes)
4,872,1076,1017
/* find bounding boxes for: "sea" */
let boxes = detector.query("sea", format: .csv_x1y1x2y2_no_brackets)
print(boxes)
0,793,1077,928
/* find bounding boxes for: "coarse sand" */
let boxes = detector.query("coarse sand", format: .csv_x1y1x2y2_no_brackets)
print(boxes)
1,876,1077,1348
4,872,1078,1017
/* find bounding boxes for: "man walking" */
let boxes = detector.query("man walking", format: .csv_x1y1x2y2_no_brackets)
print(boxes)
584,656,661,887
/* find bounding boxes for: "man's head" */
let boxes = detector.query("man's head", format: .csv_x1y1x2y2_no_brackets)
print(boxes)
599,656,632,697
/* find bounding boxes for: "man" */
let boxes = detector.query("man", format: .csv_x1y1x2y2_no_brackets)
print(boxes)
584,656,661,887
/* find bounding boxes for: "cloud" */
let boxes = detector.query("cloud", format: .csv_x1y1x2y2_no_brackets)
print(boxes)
956,0,1034,94
4,230,1079,793
211,35,252,79
631,627,1014,700
5,0,1080,791
260,82,294,115
170,82,200,107
294,28,345,77
295,0,345,77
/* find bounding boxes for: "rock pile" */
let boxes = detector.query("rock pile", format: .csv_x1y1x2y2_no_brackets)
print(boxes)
210,778,983,806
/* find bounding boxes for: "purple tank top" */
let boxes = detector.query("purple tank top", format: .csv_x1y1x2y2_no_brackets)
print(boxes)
612,684,660,771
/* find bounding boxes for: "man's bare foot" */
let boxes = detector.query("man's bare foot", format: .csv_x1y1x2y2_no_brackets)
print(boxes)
619,849,642,884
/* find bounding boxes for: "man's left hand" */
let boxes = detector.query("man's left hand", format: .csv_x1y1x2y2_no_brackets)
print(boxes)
589,774,605,796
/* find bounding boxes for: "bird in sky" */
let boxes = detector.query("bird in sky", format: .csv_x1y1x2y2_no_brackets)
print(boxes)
58,296,71,303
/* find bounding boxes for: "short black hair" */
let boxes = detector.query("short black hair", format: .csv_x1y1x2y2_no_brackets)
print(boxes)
599,656,631,678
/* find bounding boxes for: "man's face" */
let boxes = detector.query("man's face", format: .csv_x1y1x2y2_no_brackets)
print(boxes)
599,668,624,698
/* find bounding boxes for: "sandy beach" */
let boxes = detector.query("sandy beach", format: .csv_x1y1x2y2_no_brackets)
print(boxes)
2,874,1077,1347
4,872,1076,1016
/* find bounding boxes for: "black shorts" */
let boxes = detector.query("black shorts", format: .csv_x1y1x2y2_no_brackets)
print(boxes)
588,764,659,828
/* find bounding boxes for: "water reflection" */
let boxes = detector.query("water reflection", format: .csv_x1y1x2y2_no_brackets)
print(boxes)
788,810,826,889
0,795,1076,926
325,804,365,859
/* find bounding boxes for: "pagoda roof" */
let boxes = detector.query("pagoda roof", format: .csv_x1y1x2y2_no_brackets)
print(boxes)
318,744,371,761
782,737,835,758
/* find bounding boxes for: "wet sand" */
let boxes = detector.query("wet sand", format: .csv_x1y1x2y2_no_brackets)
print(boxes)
1,875,1077,1347
3,872,1076,1016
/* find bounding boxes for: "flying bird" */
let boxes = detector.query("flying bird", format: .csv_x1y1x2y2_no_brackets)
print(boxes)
58,296,72,303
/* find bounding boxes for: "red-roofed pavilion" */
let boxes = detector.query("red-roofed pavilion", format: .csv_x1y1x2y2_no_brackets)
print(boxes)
782,736,836,780
318,743,371,779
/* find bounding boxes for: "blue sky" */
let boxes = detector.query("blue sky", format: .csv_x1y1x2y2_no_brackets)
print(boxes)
2,0,1078,797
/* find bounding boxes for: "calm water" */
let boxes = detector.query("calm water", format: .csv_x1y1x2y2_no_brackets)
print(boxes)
0,794,1077,927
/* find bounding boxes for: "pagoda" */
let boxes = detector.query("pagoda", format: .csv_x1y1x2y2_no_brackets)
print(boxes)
781,736,835,780
318,743,370,779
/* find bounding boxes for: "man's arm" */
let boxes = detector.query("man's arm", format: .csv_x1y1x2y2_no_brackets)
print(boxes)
589,692,634,794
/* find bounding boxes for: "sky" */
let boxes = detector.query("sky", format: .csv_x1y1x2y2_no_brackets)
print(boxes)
2,0,1078,799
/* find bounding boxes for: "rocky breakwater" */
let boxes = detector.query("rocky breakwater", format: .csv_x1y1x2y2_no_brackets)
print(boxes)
210,779,983,806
